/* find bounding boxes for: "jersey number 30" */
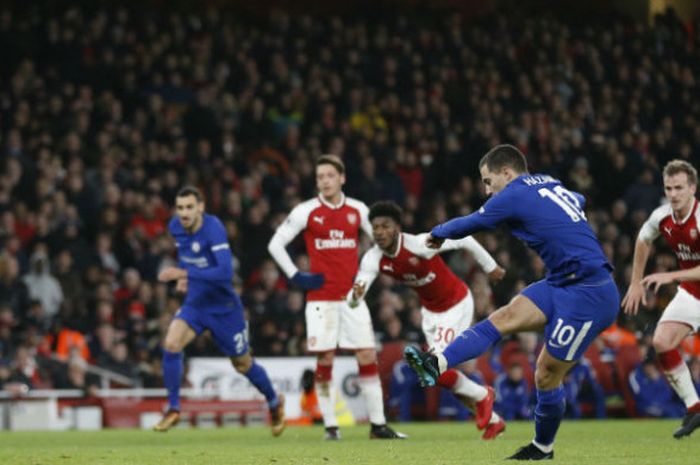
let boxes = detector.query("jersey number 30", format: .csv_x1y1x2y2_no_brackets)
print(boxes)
538,186,586,222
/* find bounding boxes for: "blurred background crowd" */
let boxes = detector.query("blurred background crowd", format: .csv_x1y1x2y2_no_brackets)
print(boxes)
1,0,700,419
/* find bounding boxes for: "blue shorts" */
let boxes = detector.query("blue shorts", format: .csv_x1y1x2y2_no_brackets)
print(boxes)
175,306,249,357
521,274,619,362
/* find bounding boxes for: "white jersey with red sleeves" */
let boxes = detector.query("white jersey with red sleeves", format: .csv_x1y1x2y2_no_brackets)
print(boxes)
353,232,497,312
268,194,371,301
639,199,700,299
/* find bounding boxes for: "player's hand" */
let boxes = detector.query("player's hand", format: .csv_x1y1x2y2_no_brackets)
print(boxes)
488,266,506,282
291,271,325,290
351,281,366,302
641,272,676,294
175,278,188,293
621,281,647,316
158,267,187,282
426,234,445,249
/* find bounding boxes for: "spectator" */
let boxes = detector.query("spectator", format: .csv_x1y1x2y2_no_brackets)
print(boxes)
22,248,63,319
629,357,685,418
494,363,532,420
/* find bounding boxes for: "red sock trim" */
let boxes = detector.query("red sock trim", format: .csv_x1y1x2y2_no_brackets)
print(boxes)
658,349,683,371
689,402,700,413
437,369,458,389
316,364,332,382
358,362,379,377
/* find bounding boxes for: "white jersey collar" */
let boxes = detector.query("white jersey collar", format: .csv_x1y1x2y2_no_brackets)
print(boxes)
318,193,346,210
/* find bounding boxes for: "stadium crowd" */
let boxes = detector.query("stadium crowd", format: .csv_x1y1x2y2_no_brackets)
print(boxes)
1,3,700,419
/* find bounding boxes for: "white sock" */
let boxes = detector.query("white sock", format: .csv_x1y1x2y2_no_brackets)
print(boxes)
532,440,553,453
359,375,386,425
437,353,448,373
452,370,488,402
664,363,700,408
317,381,338,428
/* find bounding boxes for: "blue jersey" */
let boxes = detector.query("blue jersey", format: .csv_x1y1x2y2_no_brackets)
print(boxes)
169,214,241,313
432,174,612,285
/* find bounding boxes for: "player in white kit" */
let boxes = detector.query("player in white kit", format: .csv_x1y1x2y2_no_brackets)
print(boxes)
268,154,404,440
348,201,507,439
623,160,700,438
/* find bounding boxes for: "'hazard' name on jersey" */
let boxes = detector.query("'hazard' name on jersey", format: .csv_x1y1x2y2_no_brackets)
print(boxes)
355,233,498,312
274,195,371,301
639,199,700,299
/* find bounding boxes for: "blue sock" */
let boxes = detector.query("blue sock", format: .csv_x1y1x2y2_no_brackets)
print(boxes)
245,361,279,409
163,350,183,411
442,319,502,368
534,386,566,448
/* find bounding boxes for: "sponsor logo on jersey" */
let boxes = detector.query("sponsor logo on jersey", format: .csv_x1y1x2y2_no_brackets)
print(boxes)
664,226,673,236
479,207,485,214
191,241,201,253
312,215,325,225
403,271,436,287
314,229,356,250
181,256,209,268
676,243,700,261
347,213,357,224
382,264,394,272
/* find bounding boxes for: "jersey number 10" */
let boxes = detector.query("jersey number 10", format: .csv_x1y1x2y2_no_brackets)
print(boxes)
538,186,586,222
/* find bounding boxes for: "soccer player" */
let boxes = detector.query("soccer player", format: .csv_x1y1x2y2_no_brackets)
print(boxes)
403,145,619,460
153,186,285,435
268,154,404,440
622,159,700,438
348,200,507,439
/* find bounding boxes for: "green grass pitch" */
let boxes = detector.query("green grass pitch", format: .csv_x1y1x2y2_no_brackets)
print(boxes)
1,420,699,464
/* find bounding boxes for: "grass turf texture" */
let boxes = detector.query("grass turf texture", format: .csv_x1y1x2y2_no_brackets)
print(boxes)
1,420,699,464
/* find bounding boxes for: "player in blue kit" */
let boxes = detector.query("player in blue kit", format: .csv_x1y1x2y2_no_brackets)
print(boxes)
153,186,285,435
404,145,619,460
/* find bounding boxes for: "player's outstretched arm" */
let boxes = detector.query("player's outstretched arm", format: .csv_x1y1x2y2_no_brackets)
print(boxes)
446,236,503,277
430,191,513,242
621,238,652,315
642,264,700,293
347,248,380,307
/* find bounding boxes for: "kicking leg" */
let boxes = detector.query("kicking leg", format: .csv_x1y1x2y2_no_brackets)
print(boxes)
405,295,546,386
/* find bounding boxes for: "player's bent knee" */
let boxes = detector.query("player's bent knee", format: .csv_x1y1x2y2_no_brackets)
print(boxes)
535,362,564,390
354,348,376,365
652,332,674,353
316,350,335,365
163,338,184,353
231,355,253,374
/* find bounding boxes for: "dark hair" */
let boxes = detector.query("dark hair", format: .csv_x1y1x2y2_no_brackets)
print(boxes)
478,144,528,174
369,201,402,225
316,154,345,175
176,186,204,202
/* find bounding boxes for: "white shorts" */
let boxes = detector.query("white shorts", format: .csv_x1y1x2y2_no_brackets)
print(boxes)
421,292,475,352
659,287,700,332
305,300,375,352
